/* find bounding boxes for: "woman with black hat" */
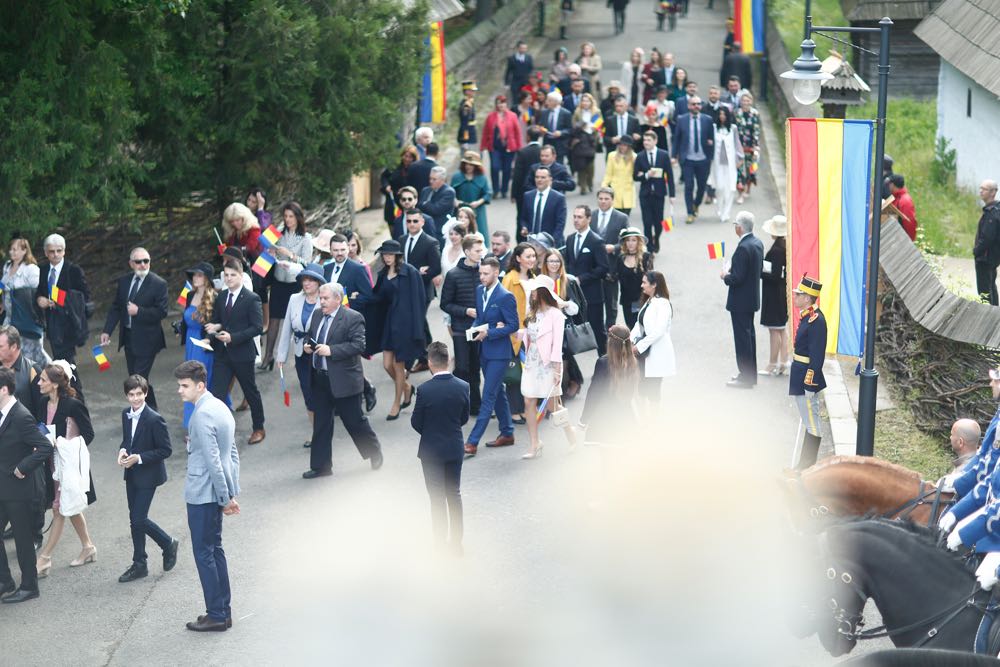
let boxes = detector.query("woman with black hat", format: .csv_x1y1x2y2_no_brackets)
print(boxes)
369,240,427,420
178,262,218,429
275,264,326,446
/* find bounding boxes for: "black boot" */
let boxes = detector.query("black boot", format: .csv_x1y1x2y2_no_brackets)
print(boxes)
795,432,822,470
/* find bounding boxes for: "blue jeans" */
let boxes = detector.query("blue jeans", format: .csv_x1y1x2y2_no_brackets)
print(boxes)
468,358,514,444
490,150,515,196
187,503,231,622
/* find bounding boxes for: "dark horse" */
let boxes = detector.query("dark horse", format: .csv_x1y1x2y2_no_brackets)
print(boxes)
813,518,995,657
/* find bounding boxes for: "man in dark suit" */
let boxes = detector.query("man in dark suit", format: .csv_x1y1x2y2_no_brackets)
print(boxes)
504,41,533,102
564,205,610,355
593,189,631,326
633,131,676,254
557,64,592,97
672,96,715,224
511,128,543,220
720,48,753,91
411,342,470,555
561,78,588,114
407,142,439,193
418,166,457,247
0,366,53,603
391,186,435,240
722,211,765,388
534,92,572,163
35,233,91,365
603,95,642,154
205,257,266,444
100,247,168,410
518,167,567,242
303,283,383,478
491,231,513,272
325,234,377,410
526,145,576,194
399,210,442,373
116,374,178,583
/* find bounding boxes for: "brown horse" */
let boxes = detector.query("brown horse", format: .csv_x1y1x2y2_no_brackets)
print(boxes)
782,455,954,531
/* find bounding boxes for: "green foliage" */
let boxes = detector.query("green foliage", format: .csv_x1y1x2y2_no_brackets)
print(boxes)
0,0,429,238
930,136,957,187
769,0,847,62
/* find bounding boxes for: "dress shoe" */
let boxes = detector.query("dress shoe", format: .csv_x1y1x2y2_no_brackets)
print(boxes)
486,434,515,448
464,443,477,458
118,563,149,583
234,399,250,412
725,379,754,389
302,439,311,448
410,360,430,373
163,538,179,572
70,544,97,567
186,617,228,632
198,614,233,628
364,384,378,413
511,415,527,425
302,469,333,479
1,588,39,603
248,429,266,445
36,554,52,578
370,450,384,471
0,580,15,597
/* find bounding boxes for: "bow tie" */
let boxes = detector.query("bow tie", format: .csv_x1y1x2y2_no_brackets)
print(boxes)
128,411,142,421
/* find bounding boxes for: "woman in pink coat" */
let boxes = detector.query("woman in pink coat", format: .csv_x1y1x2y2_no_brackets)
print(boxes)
517,274,566,459
480,95,525,199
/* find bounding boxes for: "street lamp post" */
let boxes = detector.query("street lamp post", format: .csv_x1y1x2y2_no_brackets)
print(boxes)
781,16,892,457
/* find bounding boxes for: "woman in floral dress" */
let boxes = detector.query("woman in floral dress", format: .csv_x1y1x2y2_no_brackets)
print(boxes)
734,92,761,204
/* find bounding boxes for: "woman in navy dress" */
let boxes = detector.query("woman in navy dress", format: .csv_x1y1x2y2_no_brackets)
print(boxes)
179,262,218,429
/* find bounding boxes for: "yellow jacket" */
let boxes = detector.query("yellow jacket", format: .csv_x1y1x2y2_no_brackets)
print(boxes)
601,151,636,210
502,269,530,355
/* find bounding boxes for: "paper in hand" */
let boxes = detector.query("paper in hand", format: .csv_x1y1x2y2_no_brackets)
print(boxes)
465,324,488,342
762,260,772,274
189,337,214,351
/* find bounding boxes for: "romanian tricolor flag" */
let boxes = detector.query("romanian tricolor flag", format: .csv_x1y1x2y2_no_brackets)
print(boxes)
260,226,282,248
50,285,66,306
280,366,290,407
592,112,604,135
733,0,765,54
707,241,725,259
176,281,192,307
92,346,111,372
787,118,874,357
661,217,673,232
418,21,447,124
252,251,276,278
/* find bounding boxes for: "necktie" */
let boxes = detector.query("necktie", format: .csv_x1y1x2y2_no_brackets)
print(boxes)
226,292,235,317
550,110,557,132
406,236,415,263
334,263,342,277
483,288,489,310
649,152,655,168
314,315,331,370
694,116,700,151
619,115,625,139
127,276,140,327
533,193,544,233
575,233,583,257
599,212,607,235
48,267,56,291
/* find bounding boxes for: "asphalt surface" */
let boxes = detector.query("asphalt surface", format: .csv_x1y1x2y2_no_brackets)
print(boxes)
1,1,887,664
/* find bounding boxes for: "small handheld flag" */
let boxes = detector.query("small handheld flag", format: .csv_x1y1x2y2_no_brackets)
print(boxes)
707,242,725,260
214,228,227,255
591,112,604,135
0,281,5,297
50,285,67,306
176,281,192,306
393,204,401,219
252,252,276,278
661,217,673,232
536,395,552,423
260,226,282,248
92,346,111,372
280,366,291,407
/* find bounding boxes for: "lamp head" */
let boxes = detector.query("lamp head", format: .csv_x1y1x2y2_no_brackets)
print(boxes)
780,39,834,105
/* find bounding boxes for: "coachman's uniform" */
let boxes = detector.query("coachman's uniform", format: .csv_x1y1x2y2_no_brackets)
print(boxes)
458,80,478,148
789,276,827,469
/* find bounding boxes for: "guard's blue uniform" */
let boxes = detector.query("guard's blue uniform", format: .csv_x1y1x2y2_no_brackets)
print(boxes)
788,305,827,395
458,98,477,146
952,406,1000,501
952,447,1000,552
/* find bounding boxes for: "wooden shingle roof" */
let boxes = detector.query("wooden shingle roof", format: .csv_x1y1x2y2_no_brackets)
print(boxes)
841,0,938,21
914,0,1000,97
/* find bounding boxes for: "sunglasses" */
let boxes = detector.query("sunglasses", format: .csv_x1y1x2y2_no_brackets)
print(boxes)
131,258,151,264
400,197,416,202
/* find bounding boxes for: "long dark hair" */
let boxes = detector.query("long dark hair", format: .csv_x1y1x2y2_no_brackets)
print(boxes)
44,364,77,399
606,324,638,389
280,202,307,235
715,106,732,130
508,242,538,277
526,286,560,325
641,270,670,305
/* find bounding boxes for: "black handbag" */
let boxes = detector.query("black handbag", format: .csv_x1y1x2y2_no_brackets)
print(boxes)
503,348,525,385
564,320,597,355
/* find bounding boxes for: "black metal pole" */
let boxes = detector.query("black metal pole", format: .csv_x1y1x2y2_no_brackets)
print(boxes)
804,0,812,40
855,17,892,457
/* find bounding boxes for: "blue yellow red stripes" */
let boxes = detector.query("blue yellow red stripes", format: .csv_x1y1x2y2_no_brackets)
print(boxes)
816,119,845,352
838,121,874,355
733,0,765,53
419,22,447,124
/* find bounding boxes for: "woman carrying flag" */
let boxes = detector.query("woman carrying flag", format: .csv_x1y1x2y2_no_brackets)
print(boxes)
570,92,601,195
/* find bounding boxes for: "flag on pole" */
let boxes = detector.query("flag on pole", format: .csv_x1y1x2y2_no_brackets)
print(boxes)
50,285,66,306
707,241,725,259
252,252,276,278
176,281,192,306
214,228,227,255
92,346,111,371
260,226,282,248
280,366,291,407
787,118,874,357
661,217,673,232
733,0,765,53
592,112,604,135
418,21,447,124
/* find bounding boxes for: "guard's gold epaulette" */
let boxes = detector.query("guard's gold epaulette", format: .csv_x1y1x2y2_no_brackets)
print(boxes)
808,312,819,323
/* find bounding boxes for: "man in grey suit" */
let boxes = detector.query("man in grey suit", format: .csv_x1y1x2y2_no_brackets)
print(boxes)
594,187,630,327
302,283,384,478
174,361,240,632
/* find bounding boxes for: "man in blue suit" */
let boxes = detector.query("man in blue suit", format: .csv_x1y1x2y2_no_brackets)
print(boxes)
721,211,764,388
465,257,518,457
671,96,715,224
116,374,178,584
411,342,470,555
633,131,676,253
518,167,567,242
175,360,240,632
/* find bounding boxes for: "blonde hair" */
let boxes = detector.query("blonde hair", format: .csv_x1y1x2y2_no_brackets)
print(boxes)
195,283,216,324
572,93,599,124
619,235,648,267
7,237,37,266
221,202,260,240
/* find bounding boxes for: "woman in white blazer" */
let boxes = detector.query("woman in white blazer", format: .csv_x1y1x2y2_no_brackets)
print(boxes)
275,264,326,447
629,270,675,415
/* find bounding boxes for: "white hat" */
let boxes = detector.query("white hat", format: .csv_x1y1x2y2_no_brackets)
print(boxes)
762,215,788,237
526,274,559,302
311,229,336,253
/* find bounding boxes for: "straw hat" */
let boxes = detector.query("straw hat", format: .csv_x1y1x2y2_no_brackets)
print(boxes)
526,274,559,302
762,215,788,237
312,229,336,254
460,151,484,171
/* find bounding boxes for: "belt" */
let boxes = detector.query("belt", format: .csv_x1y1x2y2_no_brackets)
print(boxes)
313,369,329,376
793,354,810,364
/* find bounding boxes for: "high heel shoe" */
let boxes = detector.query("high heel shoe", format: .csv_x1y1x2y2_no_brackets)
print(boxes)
387,409,401,421
400,384,414,410
521,446,544,460
36,554,52,578
257,359,274,371
70,545,97,567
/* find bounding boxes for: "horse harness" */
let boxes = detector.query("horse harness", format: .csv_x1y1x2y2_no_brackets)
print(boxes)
883,479,954,526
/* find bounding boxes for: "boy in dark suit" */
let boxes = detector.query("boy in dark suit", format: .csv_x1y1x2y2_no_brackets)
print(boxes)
633,131,676,253
411,342,470,555
117,374,178,583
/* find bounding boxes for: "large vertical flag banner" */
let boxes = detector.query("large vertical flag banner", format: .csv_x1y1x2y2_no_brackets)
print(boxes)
418,21,447,124
787,118,874,357
733,0,765,53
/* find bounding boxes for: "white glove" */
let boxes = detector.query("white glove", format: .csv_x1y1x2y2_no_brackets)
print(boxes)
977,553,1000,591
939,512,957,532
946,529,964,551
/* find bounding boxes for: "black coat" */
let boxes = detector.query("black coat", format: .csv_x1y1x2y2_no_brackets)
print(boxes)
724,233,764,313
511,143,543,201
505,53,534,92
40,395,96,506
397,232,442,300
439,259,481,334
975,201,1000,267
603,113,642,152
411,373,470,463
564,229,610,304
581,356,637,445
381,164,411,225
368,263,427,362
35,261,91,349
121,405,171,488
633,147,676,198
720,52,753,90
0,399,52,502
407,158,436,193
537,107,573,157
760,237,788,327
103,271,168,355
525,160,576,193
209,287,264,363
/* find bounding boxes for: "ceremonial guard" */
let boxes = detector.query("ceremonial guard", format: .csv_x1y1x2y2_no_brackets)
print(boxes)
943,367,1000,501
458,80,478,152
788,276,827,470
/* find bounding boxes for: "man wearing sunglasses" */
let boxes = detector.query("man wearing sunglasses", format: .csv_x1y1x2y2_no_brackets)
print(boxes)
391,186,436,240
101,248,168,409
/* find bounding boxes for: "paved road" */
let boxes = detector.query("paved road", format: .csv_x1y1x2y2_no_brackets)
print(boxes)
1,2,883,664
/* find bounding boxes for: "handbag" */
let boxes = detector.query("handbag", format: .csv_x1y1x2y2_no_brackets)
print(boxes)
564,320,597,355
504,348,525,385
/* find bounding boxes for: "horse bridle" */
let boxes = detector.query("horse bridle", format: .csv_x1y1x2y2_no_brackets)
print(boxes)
790,472,953,527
